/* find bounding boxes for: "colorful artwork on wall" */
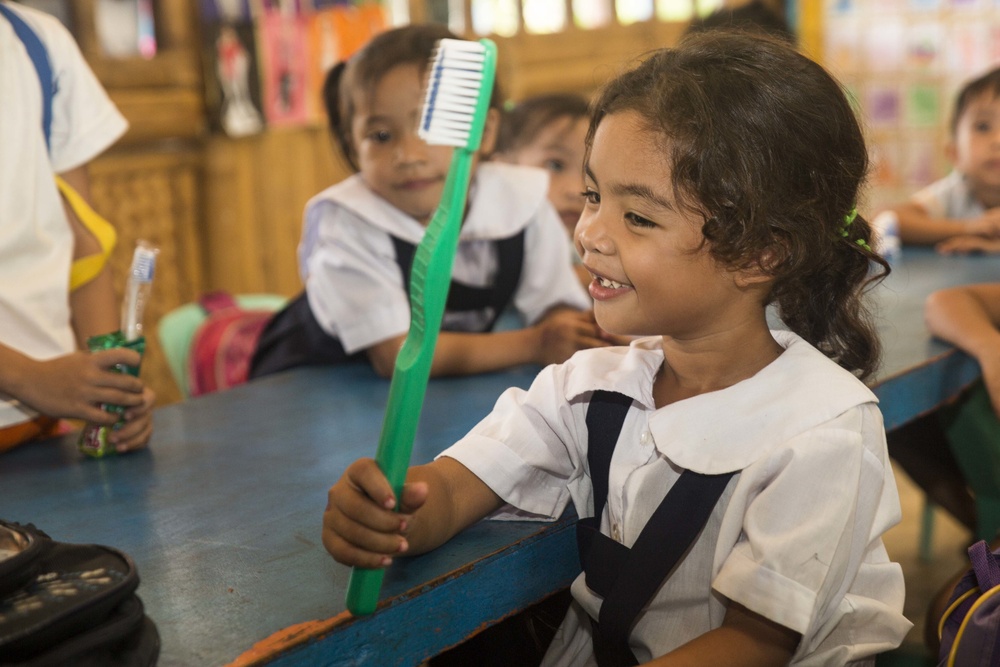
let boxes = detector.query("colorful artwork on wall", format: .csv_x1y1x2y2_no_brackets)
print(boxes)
198,0,388,135
823,1,1000,211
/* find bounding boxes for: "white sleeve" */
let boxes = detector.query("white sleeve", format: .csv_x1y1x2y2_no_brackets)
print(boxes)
304,203,411,353
20,8,127,172
513,200,591,324
439,362,588,519
712,405,908,650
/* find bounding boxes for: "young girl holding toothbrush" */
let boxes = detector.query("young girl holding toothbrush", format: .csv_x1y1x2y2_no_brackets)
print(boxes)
250,24,617,380
323,32,911,665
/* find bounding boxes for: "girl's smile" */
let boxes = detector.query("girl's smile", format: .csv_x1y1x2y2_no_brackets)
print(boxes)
586,269,634,300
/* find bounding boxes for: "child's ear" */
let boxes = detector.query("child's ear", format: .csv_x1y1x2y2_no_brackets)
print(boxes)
478,108,501,157
733,247,780,289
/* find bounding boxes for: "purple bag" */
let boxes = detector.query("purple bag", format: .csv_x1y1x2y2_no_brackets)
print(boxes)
938,540,1000,666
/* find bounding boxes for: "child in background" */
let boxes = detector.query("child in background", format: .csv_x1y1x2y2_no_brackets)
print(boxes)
887,282,1000,536
250,25,615,380
0,2,154,454
886,67,1000,254
927,283,1000,415
324,31,910,665
495,93,591,288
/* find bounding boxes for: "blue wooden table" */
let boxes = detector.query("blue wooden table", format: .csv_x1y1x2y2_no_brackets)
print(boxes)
0,247,996,666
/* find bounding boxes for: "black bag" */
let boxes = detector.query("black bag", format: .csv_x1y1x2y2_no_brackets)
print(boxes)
0,521,159,666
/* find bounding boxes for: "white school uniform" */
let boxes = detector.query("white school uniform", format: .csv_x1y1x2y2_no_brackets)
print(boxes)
298,162,590,355
0,2,127,428
911,170,986,220
441,331,912,666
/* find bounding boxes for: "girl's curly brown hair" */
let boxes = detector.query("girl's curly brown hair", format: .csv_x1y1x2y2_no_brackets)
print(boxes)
588,30,889,379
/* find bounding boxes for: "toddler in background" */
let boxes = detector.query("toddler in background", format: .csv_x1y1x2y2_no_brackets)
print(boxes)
885,66,1000,254
495,93,591,287
250,25,618,381
324,31,910,665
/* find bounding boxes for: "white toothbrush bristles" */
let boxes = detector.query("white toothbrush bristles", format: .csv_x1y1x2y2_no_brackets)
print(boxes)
419,39,489,148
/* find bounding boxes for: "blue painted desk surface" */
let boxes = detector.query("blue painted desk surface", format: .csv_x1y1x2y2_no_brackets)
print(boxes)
0,247,996,666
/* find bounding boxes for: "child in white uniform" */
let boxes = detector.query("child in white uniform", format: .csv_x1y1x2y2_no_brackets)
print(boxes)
885,67,1000,253
322,32,910,666
495,93,592,288
250,25,613,380
0,2,154,453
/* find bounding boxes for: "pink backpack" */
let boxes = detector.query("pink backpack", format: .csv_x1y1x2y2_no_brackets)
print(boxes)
188,292,275,397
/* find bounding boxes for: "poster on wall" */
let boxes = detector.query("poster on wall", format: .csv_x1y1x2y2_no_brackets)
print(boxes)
196,0,388,135
258,13,311,126
865,83,902,128
824,0,1000,210
202,20,266,137
306,9,344,123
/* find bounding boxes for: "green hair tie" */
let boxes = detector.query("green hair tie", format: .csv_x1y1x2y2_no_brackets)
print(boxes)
839,207,871,252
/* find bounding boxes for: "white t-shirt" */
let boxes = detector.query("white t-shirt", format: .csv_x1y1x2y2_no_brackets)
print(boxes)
299,162,590,354
911,169,985,220
0,2,128,427
441,331,912,666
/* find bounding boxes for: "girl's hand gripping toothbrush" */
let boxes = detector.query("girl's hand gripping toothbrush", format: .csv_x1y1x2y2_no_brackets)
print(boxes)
345,37,497,616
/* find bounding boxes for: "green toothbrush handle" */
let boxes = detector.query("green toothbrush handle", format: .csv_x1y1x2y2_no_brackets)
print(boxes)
345,153,472,616
345,566,384,616
345,363,437,615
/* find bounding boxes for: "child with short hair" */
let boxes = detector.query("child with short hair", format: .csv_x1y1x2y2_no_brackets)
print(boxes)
323,31,910,665
250,25,614,380
889,66,1000,253
495,93,591,287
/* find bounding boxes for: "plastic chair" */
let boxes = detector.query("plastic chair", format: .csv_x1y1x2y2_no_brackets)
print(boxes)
157,293,287,398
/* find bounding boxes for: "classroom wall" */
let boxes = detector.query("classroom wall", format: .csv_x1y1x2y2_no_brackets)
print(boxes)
821,0,1000,214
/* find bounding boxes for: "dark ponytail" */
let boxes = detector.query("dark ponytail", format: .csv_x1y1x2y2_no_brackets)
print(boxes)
770,213,889,380
322,62,355,171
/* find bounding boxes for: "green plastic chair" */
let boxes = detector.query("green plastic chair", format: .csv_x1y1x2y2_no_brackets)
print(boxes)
157,293,287,398
941,381,1000,543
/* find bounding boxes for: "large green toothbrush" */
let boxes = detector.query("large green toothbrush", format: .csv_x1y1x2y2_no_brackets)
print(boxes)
346,37,497,616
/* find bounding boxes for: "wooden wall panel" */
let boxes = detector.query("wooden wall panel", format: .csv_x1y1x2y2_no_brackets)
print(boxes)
202,127,350,297
495,22,687,100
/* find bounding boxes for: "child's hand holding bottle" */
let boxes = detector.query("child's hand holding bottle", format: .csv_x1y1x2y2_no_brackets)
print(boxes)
6,347,145,425
78,241,158,457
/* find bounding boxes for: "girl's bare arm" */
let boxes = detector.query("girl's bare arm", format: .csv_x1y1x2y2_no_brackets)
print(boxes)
646,603,800,667
366,308,610,378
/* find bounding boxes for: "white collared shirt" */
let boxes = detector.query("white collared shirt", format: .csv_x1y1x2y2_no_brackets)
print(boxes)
441,331,911,666
298,162,590,354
